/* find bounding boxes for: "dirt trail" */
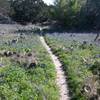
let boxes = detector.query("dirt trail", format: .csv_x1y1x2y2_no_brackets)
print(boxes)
40,36,70,100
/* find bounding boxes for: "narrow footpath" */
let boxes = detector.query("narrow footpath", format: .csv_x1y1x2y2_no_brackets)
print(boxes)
40,36,70,100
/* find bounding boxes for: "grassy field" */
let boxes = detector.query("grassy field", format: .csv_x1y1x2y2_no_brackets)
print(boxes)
0,29,59,100
45,33,100,100
0,25,100,100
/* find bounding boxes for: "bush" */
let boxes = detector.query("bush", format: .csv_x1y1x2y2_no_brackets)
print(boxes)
9,0,46,23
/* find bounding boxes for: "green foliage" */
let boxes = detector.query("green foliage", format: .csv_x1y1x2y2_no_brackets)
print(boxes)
90,61,100,75
0,31,59,100
51,0,85,27
80,0,100,30
1,0,99,31
45,34,100,100
50,0,100,30
9,0,46,23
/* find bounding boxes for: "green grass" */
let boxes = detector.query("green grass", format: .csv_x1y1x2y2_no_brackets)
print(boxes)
0,32,59,100
45,34,100,100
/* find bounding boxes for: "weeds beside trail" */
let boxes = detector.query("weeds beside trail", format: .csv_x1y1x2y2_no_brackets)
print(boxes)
0,26,59,100
45,33,100,100
40,36,70,100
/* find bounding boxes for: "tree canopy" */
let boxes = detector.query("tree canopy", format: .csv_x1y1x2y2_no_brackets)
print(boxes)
51,0,100,30
9,0,46,23
0,0,100,31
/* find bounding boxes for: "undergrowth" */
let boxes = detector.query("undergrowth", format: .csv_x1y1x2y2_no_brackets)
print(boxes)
0,32,59,100
45,34,100,100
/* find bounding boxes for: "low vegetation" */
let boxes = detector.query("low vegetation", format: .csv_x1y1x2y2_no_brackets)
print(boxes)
0,0,100,99
0,30,59,100
45,33,100,100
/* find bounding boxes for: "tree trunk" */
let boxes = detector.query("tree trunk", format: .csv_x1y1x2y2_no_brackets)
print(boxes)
94,33,100,41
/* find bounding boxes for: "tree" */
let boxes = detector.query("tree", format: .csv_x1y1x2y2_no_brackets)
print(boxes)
80,0,100,31
51,0,100,31
51,0,85,28
36,4,50,22
9,0,46,23
81,0,100,38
